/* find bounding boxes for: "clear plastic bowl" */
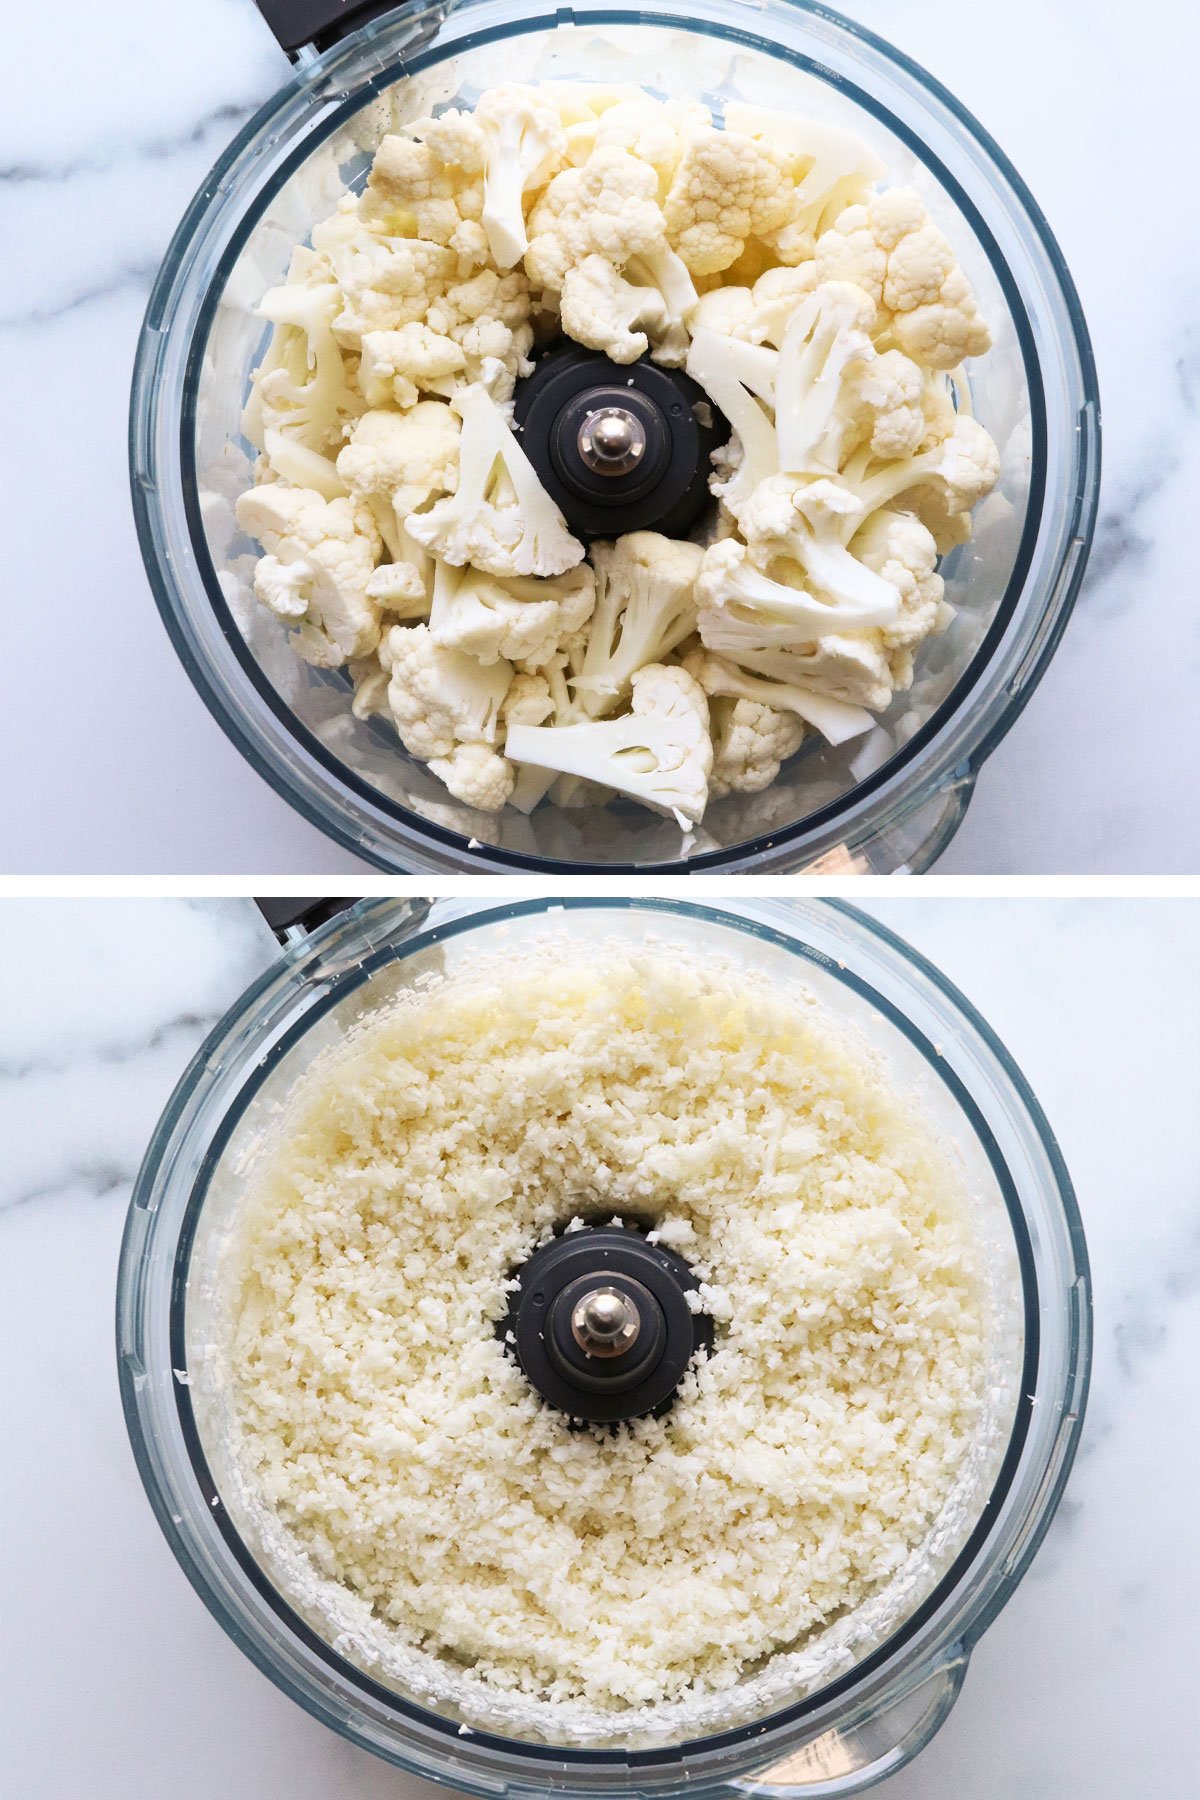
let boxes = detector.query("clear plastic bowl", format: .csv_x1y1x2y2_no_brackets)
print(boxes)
130,1,1099,871
116,897,1091,1794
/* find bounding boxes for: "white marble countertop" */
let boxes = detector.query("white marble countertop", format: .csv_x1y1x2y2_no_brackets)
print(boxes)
1,896,1197,1798
2,0,1197,873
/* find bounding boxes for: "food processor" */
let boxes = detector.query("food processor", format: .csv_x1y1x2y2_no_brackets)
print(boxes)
130,0,1099,872
117,896,1091,1793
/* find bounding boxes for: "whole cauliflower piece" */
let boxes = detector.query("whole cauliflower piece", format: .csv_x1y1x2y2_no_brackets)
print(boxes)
576,532,704,715
235,483,383,666
361,134,486,263
506,663,713,827
709,698,805,797
525,147,698,363
405,382,583,579
560,255,670,365
381,622,513,760
662,126,794,276
317,219,457,349
429,560,596,668
815,188,992,368
723,105,885,266
336,401,461,602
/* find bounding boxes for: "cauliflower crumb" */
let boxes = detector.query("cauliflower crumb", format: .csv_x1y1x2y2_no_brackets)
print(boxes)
220,942,989,1718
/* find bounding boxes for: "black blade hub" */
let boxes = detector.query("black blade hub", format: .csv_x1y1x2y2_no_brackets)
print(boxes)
513,343,729,540
504,1225,713,1423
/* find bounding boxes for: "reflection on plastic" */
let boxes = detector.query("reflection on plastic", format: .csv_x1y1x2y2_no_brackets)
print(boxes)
752,1730,862,1784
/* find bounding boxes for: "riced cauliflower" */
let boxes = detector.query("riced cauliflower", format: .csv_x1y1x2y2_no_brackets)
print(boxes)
237,83,998,830
217,939,992,1728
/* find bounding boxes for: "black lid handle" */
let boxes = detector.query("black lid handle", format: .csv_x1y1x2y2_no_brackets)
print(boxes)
254,0,401,59
254,897,362,943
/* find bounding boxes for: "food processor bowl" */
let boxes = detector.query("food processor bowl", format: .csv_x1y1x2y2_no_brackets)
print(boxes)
117,897,1091,1793
130,0,1099,873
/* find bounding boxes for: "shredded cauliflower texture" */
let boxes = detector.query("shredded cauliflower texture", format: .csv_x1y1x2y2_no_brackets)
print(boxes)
225,944,986,1712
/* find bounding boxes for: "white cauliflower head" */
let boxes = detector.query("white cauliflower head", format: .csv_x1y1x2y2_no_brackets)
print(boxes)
576,532,703,715
429,560,596,669
336,402,460,588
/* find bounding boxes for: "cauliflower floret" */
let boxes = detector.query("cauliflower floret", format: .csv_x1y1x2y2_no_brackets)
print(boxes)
590,96,707,197
405,383,583,579
381,622,513,760
245,280,361,475
361,135,485,254
505,663,713,828
576,532,703,715
774,280,877,474
472,84,569,270
336,402,460,599
852,509,949,655
815,189,992,368
746,634,895,710
688,266,819,350
235,483,384,667
560,255,669,365
709,698,805,797
319,230,457,350
402,107,487,175
525,148,698,363
358,322,467,408
686,328,779,518
696,529,898,656
849,414,1001,528
662,126,794,276
684,645,873,746
429,559,596,668
525,147,673,291
739,474,902,621
840,348,926,462
428,740,516,811
425,268,535,404
723,106,885,266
